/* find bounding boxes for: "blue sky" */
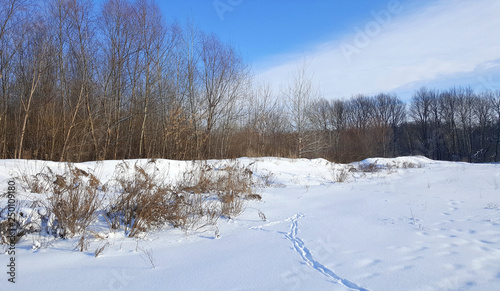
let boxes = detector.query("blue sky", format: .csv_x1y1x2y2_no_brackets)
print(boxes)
159,1,401,62
158,0,500,101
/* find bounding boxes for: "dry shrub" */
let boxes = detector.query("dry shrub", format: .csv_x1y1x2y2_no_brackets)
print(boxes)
178,162,215,194
106,161,223,237
0,193,47,244
16,163,104,239
215,164,252,219
0,203,46,245
75,234,89,252
177,194,221,232
246,194,262,200
216,164,254,197
178,161,258,219
400,161,421,169
107,161,178,237
179,161,255,195
46,164,104,238
332,166,354,182
18,171,51,194
357,160,422,173
220,195,245,219
257,172,285,188
10,159,266,243
356,161,381,173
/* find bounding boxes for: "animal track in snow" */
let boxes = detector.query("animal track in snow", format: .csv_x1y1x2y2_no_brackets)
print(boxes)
251,214,369,290
284,214,369,291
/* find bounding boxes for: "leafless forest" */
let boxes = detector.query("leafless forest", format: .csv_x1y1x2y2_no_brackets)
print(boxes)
1,0,500,163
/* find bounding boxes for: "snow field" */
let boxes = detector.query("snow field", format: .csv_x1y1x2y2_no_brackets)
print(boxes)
1,156,499,290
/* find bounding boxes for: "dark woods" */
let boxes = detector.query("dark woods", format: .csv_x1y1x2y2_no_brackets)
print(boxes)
1,0,500,163
307,88,500,163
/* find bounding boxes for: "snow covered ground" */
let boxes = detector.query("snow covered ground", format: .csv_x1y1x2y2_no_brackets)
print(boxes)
1,156,500,290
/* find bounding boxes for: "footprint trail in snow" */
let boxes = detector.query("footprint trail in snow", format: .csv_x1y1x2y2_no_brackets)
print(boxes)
252,213,369,291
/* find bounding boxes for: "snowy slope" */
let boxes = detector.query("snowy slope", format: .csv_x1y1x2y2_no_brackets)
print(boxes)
1,157,500,290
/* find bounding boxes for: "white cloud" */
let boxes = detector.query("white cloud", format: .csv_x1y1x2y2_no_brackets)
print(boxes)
255,0,500,100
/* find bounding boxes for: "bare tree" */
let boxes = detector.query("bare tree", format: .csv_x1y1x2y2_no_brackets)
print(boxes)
131,0,166,158
409,87,437,157
282,60,320,158
472,92,494,161
456,87,476,161
490,90,500,161
347,94,375,130
177,21,203,158
0,0,32,158
199,33,247,158
372,93,405,156
100,0,135,159
58,0,97,161
16,11,50,159
438,89,459,159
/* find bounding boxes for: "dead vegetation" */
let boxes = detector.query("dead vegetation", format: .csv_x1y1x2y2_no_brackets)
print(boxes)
177,161,258,221
106,161,178,237
1,159,265,246
330,163,357,182
0,215,26,245
356,162,382,173
330,159,423,183
47,165,104,238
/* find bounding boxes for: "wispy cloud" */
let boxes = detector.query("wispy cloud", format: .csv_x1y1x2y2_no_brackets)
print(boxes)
255,0,500,100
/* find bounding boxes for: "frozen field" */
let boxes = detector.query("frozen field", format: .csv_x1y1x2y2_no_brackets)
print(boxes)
1,156,500,290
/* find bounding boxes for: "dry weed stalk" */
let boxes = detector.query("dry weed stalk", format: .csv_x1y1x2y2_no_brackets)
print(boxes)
9,159,266,244
15,163,105,239
107,161,176,237
47,164,104,238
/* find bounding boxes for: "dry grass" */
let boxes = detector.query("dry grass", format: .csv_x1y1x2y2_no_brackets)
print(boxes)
138,246,156,268
19,172,50,194
106,160,260,237
177,160,259,220
331,166,354,182
12,164,104,239
107,161,179,237
220,194,245,219
6,164,104,241
400,161,422,169
356,162,381,173
5,159,265,245
258,172,285,188
45,164,104,238
94,242,109,257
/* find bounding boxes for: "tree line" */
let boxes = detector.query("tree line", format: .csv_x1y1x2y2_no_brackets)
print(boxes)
305,87,500,163
1,0,500,163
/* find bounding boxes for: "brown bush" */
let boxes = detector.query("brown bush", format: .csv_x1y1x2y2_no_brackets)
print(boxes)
107,161,178,237
46,165,104,238
11,159,265,243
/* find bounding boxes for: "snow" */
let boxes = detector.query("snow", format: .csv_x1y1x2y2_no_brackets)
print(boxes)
1,156,500,290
